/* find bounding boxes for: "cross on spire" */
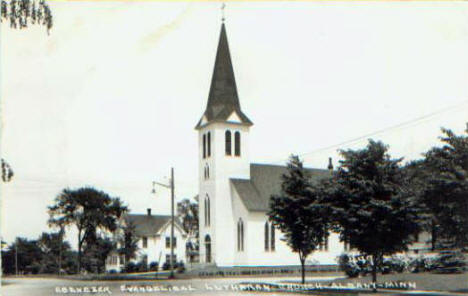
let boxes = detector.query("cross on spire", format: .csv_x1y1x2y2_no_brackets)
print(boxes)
221,3,226,23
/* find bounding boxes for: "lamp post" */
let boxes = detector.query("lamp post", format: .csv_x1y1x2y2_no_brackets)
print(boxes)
152,167,175,279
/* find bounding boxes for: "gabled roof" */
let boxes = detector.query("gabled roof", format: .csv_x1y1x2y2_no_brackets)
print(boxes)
125,214,186,237
195,23,253,130
231,163,331,212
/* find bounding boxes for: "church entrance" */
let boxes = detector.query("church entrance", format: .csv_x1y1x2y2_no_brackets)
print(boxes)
205,235,211,263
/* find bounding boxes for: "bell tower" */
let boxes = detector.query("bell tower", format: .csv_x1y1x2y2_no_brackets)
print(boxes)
195,21,253,266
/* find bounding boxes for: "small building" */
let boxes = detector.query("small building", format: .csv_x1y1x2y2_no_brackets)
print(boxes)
105,209,188,273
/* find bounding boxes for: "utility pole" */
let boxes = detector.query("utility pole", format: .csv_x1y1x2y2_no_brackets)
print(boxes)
15,239,18,276
152,167,175,279
169,167,175,279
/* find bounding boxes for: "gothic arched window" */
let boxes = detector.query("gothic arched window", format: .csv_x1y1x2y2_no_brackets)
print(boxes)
202,134,206,159
264,222,269,251
270,223,275,251
225,130,232,156
234,131,241,156
205,235,211,263
207,132,211,157
237,219,244,252
204,195,210,226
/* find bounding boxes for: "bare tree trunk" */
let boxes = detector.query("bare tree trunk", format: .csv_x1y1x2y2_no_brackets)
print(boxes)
77,232,82,274
371,254,378,293
300,256,306,284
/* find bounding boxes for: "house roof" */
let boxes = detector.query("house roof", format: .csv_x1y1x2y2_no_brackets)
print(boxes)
195,23,253,130
231,163,331,212
125,214,186,237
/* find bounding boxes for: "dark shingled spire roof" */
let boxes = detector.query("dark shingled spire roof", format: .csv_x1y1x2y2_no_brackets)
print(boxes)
195,23,253,130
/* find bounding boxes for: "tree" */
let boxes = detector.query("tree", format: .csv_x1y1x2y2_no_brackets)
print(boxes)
37,231,72,274
402,160,440,250
118,218,139,267
48,187,127,273
329,140,420,287
268,155,330,284
1,158,14,182
420,125,468,248
1,237,42,274
1,0,53,32
177,198,199,260
82,236,114,274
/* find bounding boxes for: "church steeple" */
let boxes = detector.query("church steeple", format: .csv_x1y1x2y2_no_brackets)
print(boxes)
195,23,253,130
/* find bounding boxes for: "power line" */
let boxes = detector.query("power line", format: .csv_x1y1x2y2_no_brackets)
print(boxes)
270,99,468,164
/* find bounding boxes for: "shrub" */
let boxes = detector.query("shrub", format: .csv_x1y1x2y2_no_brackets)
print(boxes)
433,250,466,274
149,261,159,272
338,254,360,278
177,261,185,273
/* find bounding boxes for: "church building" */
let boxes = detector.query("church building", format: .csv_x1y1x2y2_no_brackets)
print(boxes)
194,22,346,267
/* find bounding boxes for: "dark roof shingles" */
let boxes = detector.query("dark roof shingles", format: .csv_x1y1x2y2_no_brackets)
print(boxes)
125,214,171,237
231,163,331,212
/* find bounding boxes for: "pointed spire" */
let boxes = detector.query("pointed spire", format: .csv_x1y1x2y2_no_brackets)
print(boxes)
195,22,253,129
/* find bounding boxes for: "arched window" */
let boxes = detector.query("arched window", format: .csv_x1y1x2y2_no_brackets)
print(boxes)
237,219,244,252
202,134,206,159
205,235,211,263
225,130,232,156
234,131,241,156
270,223,275,251
264,222,269,251
207,132,211,157
207,165,209,179
204,195,210,226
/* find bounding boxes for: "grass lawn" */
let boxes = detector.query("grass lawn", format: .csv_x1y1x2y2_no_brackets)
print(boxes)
289,272,468,293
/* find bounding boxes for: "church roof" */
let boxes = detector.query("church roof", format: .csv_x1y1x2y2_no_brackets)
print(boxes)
195,23,253,130
125,214,185,237
231,163,331,212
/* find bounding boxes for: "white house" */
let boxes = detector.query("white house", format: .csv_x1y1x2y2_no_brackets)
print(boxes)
106,209,188,272
195,21,430,268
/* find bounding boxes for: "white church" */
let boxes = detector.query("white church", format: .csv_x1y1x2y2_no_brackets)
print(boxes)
195,22,346,268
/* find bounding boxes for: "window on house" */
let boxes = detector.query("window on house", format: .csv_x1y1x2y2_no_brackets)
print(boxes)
234,131,241,156
237,219,244,252
207,132,211,157
264,222,269,251
319,234,329,251
165,254,177,264
142,237,148,248
271,223,276,251
225,130,232,155
203,134,206,159
165,236,176,248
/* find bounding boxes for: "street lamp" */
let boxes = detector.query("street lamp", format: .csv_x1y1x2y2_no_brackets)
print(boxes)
152,167,175,279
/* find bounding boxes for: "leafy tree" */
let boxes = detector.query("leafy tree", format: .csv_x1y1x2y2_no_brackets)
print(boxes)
48,187,127,273
1,0,52,32
37,230,72,274
268,155,330,284
1,158,14,182
421,125,468,248
82,236,114,274
118,218,139,267
1,237,42,274
329,140,420,287
177,198,199,258
402,160,440,250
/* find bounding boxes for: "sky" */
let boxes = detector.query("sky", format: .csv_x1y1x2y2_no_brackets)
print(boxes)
1,1,468,247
